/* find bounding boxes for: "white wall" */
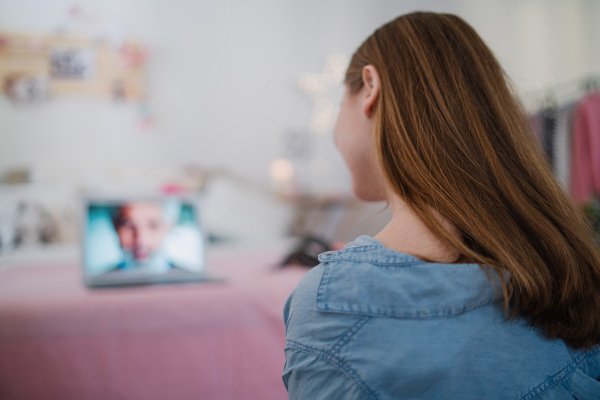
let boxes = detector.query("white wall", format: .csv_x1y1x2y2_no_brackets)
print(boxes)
0,0,598,242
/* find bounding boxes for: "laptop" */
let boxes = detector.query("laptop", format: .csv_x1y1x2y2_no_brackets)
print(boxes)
82,195,214,288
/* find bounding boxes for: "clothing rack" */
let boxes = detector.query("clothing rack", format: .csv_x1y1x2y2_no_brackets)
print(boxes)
520,74,600,112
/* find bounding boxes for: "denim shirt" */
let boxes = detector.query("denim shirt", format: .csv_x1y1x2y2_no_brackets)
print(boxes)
282,236,600,400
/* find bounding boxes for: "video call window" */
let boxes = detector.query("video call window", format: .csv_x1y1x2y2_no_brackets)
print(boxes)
84,199,204,277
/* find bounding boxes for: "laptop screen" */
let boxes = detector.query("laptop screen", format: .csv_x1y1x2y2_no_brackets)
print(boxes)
82,196,206,287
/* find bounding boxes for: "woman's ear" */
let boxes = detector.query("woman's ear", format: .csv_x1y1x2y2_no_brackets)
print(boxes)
361,65,380,118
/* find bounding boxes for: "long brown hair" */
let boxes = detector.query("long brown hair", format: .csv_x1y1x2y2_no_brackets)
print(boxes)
345,12,600,349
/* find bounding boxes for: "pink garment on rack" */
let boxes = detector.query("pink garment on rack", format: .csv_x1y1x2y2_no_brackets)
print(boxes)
570,93,600,204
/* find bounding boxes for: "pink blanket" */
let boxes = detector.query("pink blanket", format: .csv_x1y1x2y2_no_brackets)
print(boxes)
0,250,307,400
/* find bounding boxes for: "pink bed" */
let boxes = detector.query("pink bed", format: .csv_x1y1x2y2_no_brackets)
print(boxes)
0,249,307,400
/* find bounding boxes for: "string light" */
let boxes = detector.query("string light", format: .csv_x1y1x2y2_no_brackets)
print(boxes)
297,52,348,136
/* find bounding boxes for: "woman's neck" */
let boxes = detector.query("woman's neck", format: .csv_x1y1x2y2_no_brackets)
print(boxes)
374,195,460,263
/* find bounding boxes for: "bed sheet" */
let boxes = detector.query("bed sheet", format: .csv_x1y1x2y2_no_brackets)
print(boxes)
0,249,307,400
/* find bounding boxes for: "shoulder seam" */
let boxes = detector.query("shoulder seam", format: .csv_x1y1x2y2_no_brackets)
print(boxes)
519,349,600,400
286,339,379,400
317,298,498,319
330,316,372,355
323,256,423,267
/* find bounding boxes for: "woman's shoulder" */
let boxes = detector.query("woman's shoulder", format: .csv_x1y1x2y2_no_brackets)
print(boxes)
291,236,500,320
283,234,495,354
284,262,362,347
282,236,600,399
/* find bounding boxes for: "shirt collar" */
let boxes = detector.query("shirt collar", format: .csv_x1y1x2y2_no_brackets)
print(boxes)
315,236,502,319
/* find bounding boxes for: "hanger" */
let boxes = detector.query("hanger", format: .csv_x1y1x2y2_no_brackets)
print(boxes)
541,91,558,111
583,77,599,94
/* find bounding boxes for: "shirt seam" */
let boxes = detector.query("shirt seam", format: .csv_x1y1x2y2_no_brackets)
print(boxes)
330,244,382,254
317,298,498,319
316,262,332,306
286,339,379,400
323,257,424,267
329,316,372,355
321,243,424,266
519,348,600,400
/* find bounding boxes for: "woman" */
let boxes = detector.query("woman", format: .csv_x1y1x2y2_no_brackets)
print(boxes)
283,12,600,400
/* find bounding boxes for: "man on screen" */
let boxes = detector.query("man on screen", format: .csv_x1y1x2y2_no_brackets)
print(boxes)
110,202,176,273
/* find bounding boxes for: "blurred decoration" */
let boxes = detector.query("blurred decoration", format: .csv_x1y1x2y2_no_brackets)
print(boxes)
0,198,60,251
119,42,148,70
3,73,50,104
269,158,296,197
0,31,148,104
297,52,348,136
13,201,60,247
112,79,126,101
138,100,155,129
0,168,31,184
50,47,95,80
160,183,189,196
0,164,78,251
66,4,98,26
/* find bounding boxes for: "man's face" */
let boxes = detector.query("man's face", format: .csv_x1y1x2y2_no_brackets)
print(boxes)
115,203,169,262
